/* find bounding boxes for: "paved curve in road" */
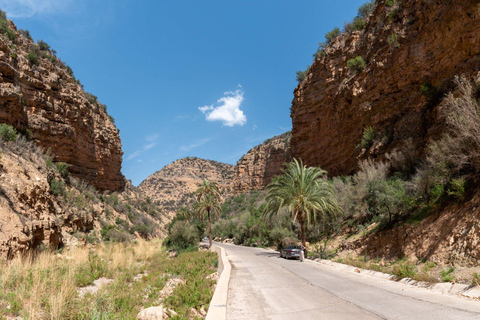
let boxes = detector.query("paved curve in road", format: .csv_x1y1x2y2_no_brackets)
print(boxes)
214,242,480,320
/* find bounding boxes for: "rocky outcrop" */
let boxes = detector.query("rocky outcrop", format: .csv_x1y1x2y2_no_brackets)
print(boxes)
291,0,480,176
0,19,123,190
233,132,292,193
0,135,164,259
138,157,235,218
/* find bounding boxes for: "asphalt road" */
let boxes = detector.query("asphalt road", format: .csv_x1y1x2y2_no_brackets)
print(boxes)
214,242,480,320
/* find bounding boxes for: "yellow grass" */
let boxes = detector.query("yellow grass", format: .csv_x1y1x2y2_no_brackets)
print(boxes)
0,239,163,319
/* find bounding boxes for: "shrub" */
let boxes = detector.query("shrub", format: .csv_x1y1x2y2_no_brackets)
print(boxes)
37,40,50,52
392,260,417,279
56,162,69,178
358,126,376,149
347,56,365,72
0,124,17,142
325,27,341,44
27,51,39,66
296,69,307,82
388,33,400,48
50,178,65,196
446,178,465,200
386,0,396,6
440,267,455,282
165,220,200,252
358,1,376,19
19,29,33,41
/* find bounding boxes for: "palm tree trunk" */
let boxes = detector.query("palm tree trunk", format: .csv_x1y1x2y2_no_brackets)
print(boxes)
300,214,307,258
208,208,212,249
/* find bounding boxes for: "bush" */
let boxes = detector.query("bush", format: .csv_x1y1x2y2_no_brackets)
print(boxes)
325,27,341,44
37,40,50,52
388,33,400,48
27,51,39,66
296,69,307,82
56,162,69,178
0,124,17,142
165,220,200,252
50,178,65,196
392,260,417,279
358,126,376,149
19,29,33,41
358,1,376,19
347,56,365,72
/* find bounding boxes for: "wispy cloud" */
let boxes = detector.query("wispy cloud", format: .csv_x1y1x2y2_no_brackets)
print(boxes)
179,138,212,152
199,88,246,127
126,134,159,161
0,0,74,18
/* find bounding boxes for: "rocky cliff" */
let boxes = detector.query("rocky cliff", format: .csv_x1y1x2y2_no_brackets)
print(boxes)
291,0,480,176
0,135,164,259
0,17,123,190
138,157,235,218
233,132,291,193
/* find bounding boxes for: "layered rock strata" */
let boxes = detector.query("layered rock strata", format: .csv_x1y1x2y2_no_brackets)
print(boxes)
291,0,480,176
233,132,292,193
0,19,123,190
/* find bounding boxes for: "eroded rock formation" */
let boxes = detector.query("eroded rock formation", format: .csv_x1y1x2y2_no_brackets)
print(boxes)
233,132,292,193
0,19,123,190
291,0,480,177
139,157,235,218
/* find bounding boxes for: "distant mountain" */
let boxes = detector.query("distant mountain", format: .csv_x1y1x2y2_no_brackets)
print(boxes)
138,157,235,218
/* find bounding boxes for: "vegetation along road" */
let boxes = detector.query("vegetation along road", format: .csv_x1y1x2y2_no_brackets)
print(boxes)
215,242,480,320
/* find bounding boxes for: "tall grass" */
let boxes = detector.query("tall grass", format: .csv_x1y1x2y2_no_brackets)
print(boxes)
0,240,217,319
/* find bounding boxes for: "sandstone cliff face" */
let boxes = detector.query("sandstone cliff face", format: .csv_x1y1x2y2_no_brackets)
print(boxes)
139,157,235,218
233,132,292,193
291,0,480,176
0,19,123,190
0,139,164,259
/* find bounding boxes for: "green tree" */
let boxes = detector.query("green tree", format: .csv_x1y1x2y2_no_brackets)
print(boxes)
176,206,193,222
194,180,221,248
263,158,342,251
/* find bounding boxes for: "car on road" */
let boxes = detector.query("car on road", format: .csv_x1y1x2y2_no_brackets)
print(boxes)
280,245,302,259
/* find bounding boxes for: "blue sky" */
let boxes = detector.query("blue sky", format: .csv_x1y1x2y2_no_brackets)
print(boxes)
0,0,366,185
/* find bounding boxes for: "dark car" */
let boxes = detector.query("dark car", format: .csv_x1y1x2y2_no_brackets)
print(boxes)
280,245,302,259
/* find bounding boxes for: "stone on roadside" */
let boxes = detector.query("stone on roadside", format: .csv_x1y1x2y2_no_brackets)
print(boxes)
137,306,164,320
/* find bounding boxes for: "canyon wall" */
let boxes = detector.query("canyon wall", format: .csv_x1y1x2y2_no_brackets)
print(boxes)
0,19,123,190
233,132,291,193
291,0,480,176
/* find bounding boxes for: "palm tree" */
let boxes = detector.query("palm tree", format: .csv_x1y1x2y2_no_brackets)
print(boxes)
176,206,193,222
263,158,341,252
194,180,221,248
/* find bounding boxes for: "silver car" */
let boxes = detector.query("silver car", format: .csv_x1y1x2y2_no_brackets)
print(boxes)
280,245,302,259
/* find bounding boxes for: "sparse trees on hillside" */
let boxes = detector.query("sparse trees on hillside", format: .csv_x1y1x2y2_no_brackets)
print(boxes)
263,158,342,253
194,179,221,248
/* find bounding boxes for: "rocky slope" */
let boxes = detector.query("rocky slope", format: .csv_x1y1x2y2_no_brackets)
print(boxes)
0,17,123,190
233,132,291,193
291,0,480,177
138,157,235,218
0,136,164,259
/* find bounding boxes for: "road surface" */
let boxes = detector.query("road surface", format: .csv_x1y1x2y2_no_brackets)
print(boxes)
214,242,480,320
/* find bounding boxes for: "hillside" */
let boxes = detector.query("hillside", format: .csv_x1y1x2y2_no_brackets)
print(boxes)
0,130,166,259
138,157,235,218
287,0,480,266
0,14,123,190
233,132,292,193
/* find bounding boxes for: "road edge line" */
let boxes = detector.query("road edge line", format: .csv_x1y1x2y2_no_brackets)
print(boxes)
206,245,231,320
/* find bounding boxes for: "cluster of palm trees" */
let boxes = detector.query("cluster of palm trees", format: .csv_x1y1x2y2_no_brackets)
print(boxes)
192,158,341,251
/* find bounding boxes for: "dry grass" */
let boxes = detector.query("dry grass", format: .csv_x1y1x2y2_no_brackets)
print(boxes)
0,240,217,319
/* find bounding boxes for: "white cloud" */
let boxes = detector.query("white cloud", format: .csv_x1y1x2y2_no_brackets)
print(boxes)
199,89,246,127
126,134,158,161
179,138,211,152
0,0,74,18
